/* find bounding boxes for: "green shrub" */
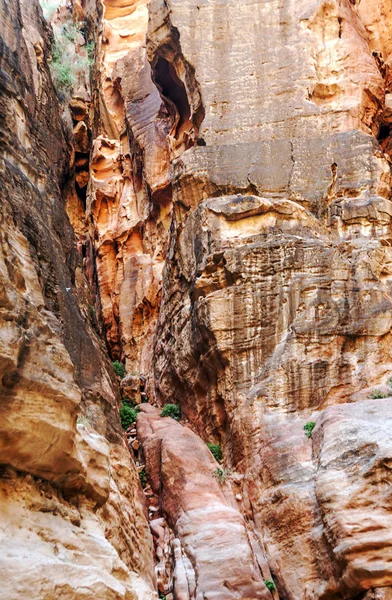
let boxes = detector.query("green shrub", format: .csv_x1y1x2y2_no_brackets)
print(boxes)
47,20,92,100
160,404,181,421
77,415,89,427
120,403,139,430
86,41,95,64
207,443,223,463
113,360,126,379
122,397,138,409
304,421,316,438
264,579,277,592
370,389,388,399
212,467,231,485
50,53,76,94
139,468,147,488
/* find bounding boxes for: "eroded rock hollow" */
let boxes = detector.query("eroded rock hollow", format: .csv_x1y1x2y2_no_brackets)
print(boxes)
1,0,392,599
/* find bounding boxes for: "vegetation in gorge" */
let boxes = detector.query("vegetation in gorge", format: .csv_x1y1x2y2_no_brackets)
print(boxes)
120,403,139,430
76,415,89,428
368,375,392,399
212,467,231,484
44,11,94,101
40,0,60,21
139,468,148,489
207,443,223,463
161,403,182,421
370,389,389,399
112,360,126,379
304,421,316,438
264,579,277,592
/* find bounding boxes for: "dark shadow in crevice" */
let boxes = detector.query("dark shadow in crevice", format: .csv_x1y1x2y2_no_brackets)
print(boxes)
377,121,392,156
154,56,190,139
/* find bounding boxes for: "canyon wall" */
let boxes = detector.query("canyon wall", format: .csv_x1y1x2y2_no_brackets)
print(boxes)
149,0,392,598
0,1,156,598
1,0,392,599
92,0,392,598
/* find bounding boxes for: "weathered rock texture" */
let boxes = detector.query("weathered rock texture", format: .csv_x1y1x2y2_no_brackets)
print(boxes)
3,0,392,599
148,1,392,599
87,0,172,376
0,1,156,598
137,405,274,600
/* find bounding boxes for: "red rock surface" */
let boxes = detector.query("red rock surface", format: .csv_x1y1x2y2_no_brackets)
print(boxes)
137,406,272,600
2,0,392,599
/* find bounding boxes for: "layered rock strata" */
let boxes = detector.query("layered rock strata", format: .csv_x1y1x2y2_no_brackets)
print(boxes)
2,0,392,599
148,1,392,599
0,1,155,598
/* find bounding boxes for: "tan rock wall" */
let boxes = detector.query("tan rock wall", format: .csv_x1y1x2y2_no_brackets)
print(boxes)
0,1,156,597
3,0,392,598
149,1,392,599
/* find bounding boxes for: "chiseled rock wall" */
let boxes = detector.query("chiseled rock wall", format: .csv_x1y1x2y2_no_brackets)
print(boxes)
0,1,156,598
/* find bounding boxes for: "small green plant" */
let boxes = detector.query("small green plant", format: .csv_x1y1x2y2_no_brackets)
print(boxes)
50,52,76,95
160,403,181,421
207,443,223,463
139,468,147,488
119,403,139,430
113,360,126,379
85,41,95,64
370,389,388,399
304,421,316,438
47,20,93,100
212,467,231,485
122,397,138,409
77,415,89,427
264,578,277,592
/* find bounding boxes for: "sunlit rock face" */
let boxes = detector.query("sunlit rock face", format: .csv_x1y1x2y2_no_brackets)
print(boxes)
149,0,392,598
87,0,172,375
0,1,155,598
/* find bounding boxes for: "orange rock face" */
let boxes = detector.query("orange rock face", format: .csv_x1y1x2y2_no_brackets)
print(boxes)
87,0,172,374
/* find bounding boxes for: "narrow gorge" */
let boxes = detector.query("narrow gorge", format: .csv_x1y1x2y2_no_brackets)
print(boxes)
1,0,392,599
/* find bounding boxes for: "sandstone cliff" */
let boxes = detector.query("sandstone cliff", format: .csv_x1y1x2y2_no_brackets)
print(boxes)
1,0,392,599
0,1,155,598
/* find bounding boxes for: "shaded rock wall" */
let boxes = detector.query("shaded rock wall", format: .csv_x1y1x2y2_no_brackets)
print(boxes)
0,1,156,598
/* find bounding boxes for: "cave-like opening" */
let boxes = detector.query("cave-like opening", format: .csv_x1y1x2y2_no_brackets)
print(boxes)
153,56,191,139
